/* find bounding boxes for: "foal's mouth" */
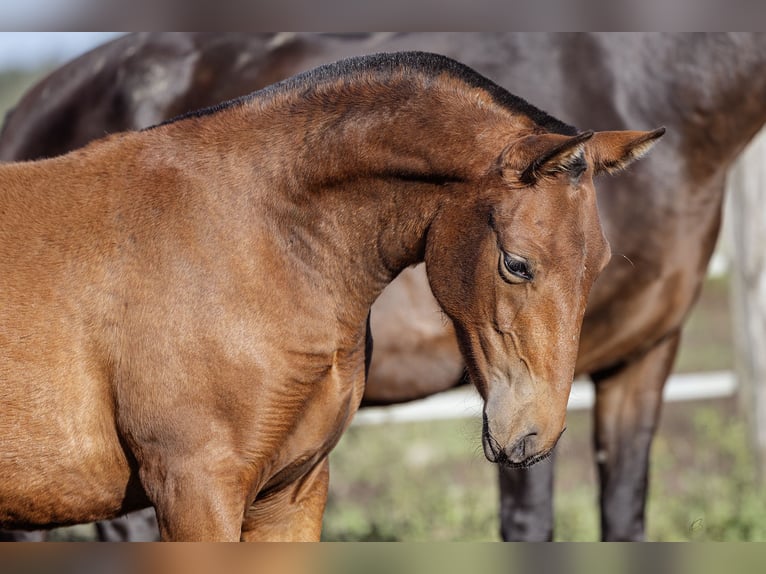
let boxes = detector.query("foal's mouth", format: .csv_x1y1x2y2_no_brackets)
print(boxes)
497,448,554,469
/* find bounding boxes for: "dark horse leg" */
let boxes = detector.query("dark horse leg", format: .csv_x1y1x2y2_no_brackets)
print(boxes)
94,508,159,541
497,453,555,541
0,530,48,541
591,331,681,541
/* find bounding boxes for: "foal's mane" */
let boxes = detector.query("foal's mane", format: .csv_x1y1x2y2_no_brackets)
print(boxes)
151,52,577,137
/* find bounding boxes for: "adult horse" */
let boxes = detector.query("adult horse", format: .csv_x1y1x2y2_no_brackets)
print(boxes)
0,32,742,541
0,51,659,541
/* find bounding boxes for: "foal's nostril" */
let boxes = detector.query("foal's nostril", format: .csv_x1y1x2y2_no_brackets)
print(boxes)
507,431,538,462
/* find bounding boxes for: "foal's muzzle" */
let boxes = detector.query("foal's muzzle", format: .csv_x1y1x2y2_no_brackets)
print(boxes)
481,412,561,468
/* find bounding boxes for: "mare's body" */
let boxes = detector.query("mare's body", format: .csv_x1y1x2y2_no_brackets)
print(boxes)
0,51,655,540
0,33,737,540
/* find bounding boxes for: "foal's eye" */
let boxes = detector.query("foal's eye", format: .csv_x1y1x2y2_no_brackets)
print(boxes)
501,252,534,283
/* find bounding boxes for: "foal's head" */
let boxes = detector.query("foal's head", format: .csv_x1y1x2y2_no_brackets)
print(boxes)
426,127,664,467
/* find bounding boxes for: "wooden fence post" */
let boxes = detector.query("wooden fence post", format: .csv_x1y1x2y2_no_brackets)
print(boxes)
727,127,766,481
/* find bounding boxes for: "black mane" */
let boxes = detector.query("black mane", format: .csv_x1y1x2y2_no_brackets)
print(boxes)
153,52,577,136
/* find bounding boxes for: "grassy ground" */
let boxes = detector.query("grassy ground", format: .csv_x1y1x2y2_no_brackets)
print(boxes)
322,395,766,542
323,398,766,542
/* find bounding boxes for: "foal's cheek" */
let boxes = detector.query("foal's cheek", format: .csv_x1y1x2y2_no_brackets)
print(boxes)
424,225,478,319
493,293,522,333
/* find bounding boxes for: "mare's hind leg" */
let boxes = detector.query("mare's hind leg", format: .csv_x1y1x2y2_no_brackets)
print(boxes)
497,453,555,541
95,508,160,541
241,457,329,541
0,530,48,541
591,331,680,541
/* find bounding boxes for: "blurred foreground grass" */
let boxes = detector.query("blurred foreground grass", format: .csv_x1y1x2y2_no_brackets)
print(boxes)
324,399,766,541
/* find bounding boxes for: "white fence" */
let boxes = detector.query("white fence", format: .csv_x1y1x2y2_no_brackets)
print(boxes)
353,370,737,426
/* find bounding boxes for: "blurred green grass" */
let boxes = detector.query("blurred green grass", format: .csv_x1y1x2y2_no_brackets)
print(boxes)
324,399,766,542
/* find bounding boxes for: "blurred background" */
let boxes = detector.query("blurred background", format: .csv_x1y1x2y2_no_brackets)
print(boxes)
0,32,762,542
0,32,122,111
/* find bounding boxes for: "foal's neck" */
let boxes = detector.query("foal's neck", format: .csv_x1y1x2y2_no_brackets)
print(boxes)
227,81,516,315
156,71,528,334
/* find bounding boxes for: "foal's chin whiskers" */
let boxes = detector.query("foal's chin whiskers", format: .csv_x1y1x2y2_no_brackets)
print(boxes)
617,253,635,268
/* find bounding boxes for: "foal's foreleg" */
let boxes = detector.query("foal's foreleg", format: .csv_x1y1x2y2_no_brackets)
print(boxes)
240,457,329,541
591,331,680,541
140,455,248,542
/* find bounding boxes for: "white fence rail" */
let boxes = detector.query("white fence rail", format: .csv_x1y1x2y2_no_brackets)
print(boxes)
352,370,737,426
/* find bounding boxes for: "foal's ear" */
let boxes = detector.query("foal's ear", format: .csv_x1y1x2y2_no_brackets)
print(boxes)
503,131,595,185
590,127,666,175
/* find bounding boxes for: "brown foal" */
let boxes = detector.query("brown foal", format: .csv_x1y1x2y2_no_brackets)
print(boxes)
0,52,661,540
